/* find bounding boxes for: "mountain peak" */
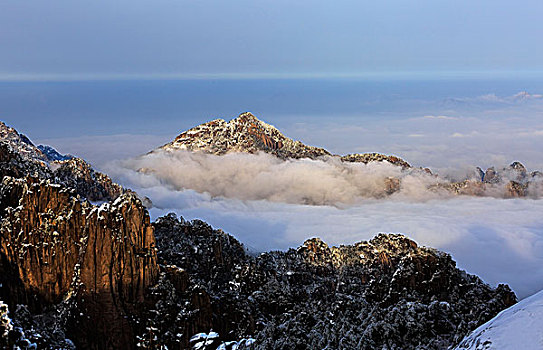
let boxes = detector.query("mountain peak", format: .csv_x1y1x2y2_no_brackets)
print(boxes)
162,112,331,159
0,121,46,162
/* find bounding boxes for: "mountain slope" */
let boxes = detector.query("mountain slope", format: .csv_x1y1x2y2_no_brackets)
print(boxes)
161,112,332,160
0,121,123,201
160,112,410,167
455,289,543,349
147,214,516,349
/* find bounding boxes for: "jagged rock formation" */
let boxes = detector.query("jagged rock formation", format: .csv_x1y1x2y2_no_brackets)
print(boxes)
53,157,123,202
0,122,47,163
161,112,332,160
0,176,159,349
145,214,516,350
0,121,123,202
437,162,543,198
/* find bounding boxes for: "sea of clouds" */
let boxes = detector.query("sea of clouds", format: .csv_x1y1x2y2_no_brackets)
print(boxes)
35,88,543,300
106,150,543,299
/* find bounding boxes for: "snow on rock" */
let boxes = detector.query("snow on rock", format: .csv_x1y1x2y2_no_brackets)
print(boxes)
190,331,255,350
455,289,543,350
0,121,124,202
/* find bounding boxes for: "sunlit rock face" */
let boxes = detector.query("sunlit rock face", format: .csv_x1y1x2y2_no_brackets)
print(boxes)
0,177,158,349
161,112,332,160
160,112,412,167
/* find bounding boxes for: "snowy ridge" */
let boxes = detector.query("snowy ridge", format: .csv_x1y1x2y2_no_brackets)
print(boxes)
0,121,47,162
455,289,543,349
161,112,331,160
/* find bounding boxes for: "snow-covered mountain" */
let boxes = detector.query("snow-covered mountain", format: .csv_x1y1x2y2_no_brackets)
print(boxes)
455,289,543,350
160,112,331,160
159,112,410,166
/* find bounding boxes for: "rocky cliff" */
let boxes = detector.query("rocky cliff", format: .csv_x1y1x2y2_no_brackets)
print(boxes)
0,176,159,349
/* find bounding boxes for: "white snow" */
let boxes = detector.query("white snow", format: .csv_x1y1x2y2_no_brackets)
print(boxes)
455,289,543,349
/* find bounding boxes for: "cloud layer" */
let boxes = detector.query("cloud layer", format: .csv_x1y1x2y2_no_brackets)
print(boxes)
107,150,543,299
109,150,456,205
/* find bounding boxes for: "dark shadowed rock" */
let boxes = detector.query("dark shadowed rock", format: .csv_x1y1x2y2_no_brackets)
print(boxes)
146,214,516,350
37,145,74,162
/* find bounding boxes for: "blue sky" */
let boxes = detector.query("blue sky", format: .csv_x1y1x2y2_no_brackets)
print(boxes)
2,0,543,80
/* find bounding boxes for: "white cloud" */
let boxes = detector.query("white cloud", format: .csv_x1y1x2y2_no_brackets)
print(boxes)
105,150,543,299
422,115,458,120
107,150,451,206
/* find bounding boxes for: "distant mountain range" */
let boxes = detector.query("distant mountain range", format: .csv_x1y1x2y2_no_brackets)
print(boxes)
155,112,542,200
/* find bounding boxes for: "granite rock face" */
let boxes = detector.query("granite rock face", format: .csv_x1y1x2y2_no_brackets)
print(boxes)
161,112,332,160
160,113,408,167
0,176,159,349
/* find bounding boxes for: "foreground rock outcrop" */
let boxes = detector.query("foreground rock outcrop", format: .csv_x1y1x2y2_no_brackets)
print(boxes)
145,214,516,349
0,176,159,348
